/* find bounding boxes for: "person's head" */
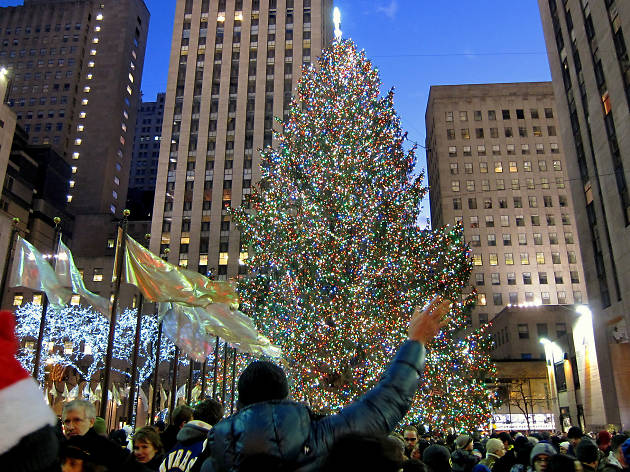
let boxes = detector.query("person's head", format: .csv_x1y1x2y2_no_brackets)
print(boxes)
575,438,599,468
403,426,419,453
193,398,224,426
485,438,506,458
559,441,570,454
133,426,163,464
402,458,428,472
237,360,289,407
530,442,556,472
596,430,612,451
170,404,194,429
567,426,583,447
412,439,430,461
455,434,473,451
547,453,583,472
92,417,106,437
62,400,96,439
422,444,451,472
61,439,105,472
108,429,127,448
498,431,512,449
154,420,166,433
387,435,406,462
610,435,629,466
322,434,404,472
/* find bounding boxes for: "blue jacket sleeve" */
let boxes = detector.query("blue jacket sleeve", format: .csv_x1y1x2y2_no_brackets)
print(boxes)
310,340,425,452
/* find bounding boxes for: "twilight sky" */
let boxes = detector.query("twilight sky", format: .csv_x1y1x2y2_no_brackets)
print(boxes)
3,0,552,224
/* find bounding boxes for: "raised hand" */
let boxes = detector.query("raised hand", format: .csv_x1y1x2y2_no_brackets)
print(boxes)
408,296,452,345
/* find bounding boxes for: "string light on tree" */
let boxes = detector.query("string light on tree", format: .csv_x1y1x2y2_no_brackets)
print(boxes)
232,39,496,431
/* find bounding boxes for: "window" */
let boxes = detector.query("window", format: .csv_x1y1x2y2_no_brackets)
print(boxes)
561,214,570,225
555,177,565,189
565,232,574,244
539,272,548,284
485,215,494,227
521,253,530,265
507,144,515,155
512,197,522,208
474,110,482,121
468,197,477,209
518,233,527,245
489,254,498,266
557,291,567,304
445,111,453,122
449,146,457,157
475,128,484,138
509,292,518,304
478,293,487,306
536,143,544,154
495,161,503,173
470,216,479,228
536,252,545,264
519,126,527,137
518,324,529,339
13,294,24,306
450,163,458,174
531,215,540,226
504,253,514,265
511,179,520,190
488,110,496,120
480,162,488,173
509,161,518,172
475,273,485,286
463,146,472,156
529,196,537,208
503,234,512,246
559,195,568,207
502,109,511,120
516,109,525,119
547,125,556,136
543,196,553,207
544,108,553,118
470,234,481,247
549,233,558,245
451,181,460,192
553,160,562,171
490,273,500,286
452,198,462,210
541,178,550,189
556,322,567,337
493,293,503,305
482,180,490,191
524,161,532,172
516,215,525,227
552,252,561,264
447,129,455,140
487,233,496,246
551,143,560,154
500,215,509,227
504,127,513,137
525,292,534,302
499,198,508,208
479,313,488,325
466,180,475,191
574,291,583,303
490,128,499,138
507,273,516,285
473,254,482,266
460,111,468,121
555,272,564,284
521,144,530,154
461,128,470,139
531,108,539,119
477,145,486,156
92,268,103,282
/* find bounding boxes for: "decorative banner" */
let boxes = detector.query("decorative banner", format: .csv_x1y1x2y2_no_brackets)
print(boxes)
55,239,111,317
124,236,239,308
9,236,71,309
158,302,282,360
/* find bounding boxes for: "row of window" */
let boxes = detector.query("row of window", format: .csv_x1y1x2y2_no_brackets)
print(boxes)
449,176,566,193
446,108,553,122
495,321,567,345
468,231,574,247
454,194,568,210
2,33,83,48
450,160,562,175
463,213,571,228
447,143,559,157
477,289,578,306
447,127,558,140
472,250,576,266
475,270,579,286
0,46,79,58
1,24,83,35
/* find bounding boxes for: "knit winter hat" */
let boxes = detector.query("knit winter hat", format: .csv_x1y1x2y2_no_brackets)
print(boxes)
422,444,452,471
486,438,504,455
576,438,600,464
530,442,556,464
597,430,612,450
237,360,289,407
0,311,58,471
455,434,472,449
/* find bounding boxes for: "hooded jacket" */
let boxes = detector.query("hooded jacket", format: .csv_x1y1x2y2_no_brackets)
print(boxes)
452,448,480,472
159,420,212,472
199,340,426,472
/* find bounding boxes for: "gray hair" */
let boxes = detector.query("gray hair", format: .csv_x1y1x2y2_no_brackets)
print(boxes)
62,399,96,420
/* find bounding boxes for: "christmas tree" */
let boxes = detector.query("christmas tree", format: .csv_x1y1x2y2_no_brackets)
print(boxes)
232,40,495,431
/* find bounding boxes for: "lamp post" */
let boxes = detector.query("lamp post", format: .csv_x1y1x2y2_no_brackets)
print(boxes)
540,337,563,432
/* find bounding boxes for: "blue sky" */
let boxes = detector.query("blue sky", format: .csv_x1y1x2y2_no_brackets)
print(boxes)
3,0,552,223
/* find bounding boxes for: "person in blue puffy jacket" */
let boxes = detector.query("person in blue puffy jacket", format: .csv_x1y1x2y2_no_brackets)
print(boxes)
198,297,452,472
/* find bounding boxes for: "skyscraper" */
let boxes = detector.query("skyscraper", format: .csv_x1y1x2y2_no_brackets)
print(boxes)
538,0,630,429
0,0,150,257
425,82,587,327
150,0,333,280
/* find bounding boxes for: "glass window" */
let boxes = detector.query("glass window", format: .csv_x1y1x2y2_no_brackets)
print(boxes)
488,110,496,120
448,146,457,157
509,292,518,304
518,233,527,245
468,197,476,208
484,198,493,209
539,272,548,284
557,291,567,304
545,108,553,118
507,273,516,285
474,110,482,121
470,234,481,247
473,254,483,266
518,324,529,339
493,293,503,305
482,180,490,191
485,215,494,227
504,127,513,137
521,253,530,265
463,146,472,156
445,111,453,122
509,161,518,172
478,293,487,306
477,145,486,156
546,214,556,226
524,161,532,172
504,253,514,265
507,144,515,155
528,196,537,208
531,215,540,226
491,273,500,285
525,292,535,302
502,109,511,120
501,215,509,227
452,198,462,209
511,179,520,190
516,215,525,227
565,232,574,244
450,163,458,174
513,197,522,208
499,198,508,208
490,128,499,139
549,233,558,244
460,111,468,121
536,252,545,264
447,129,455,140
555,272,564,284
451,181,460,192
552,252,561,264
489,254,498,266
475,273,485,285
523,272,532,284
476,128,484,138
487,233,496,246
461,128,470,139
495,161,503,173
480,162,488,173
531,108,539,119
470,216,479,228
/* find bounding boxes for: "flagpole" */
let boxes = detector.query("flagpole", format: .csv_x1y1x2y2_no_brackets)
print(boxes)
200,358,207,399
33,217,61,380
127,292,143,429
0,217,20,307
99,209,130,419
221,341,229,403
169,346,179,413
150,315,163,425
212,336,220,397
186,358,194,404
230,348,237,414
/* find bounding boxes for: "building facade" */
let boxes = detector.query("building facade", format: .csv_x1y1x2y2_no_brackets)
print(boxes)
149,0,334,279
538,0,630,430
425,82,588,327
0,0,150,258
0,66,17,279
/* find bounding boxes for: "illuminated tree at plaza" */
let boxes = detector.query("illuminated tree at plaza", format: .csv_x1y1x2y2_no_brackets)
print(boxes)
232,40,496,430
15,303,175,385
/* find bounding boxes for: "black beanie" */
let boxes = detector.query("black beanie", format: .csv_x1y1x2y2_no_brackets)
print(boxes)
576,439,599,464
422,444,452,472
237,360,289,407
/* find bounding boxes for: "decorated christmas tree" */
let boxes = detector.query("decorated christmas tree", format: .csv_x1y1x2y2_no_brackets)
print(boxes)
232,40,495,431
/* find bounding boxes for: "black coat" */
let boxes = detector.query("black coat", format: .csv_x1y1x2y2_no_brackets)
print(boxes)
451,449,480,472
200,340,426,472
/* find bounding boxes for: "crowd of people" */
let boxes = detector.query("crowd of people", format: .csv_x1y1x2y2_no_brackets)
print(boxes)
1,300,629,471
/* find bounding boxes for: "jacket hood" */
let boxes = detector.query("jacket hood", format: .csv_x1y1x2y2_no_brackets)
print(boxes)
176,420,212,443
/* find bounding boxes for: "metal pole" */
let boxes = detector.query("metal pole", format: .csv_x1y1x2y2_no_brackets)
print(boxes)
212,337,220,397
33,217,61,380
186,359,194,403
0,217,20,307
169,347,179,414
221,342,229,403
127,293,143,428
230,348,237,414
200,358,207,400
99,209,130,419
150,318,163,425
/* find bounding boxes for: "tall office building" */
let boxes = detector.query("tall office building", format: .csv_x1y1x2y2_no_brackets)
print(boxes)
538,0,630,429
127,92,165,220
150,0,333,279
0,0,150,257
426,83,587,327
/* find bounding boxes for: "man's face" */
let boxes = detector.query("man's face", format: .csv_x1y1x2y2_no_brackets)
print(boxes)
62,408,94,438
570,437,581,447
465,441,474,451
533,454,550,472
403,431,418,452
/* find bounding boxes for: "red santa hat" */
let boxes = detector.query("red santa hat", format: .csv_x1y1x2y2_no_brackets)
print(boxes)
0,310,57,456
